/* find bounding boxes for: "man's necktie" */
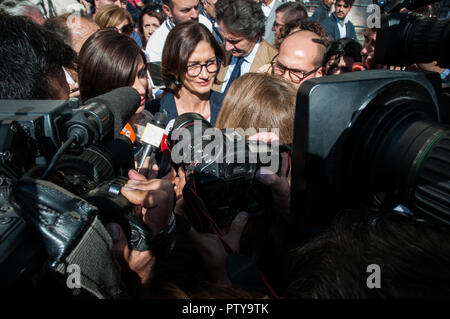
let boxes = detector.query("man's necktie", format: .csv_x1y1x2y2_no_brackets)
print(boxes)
224,57,244,94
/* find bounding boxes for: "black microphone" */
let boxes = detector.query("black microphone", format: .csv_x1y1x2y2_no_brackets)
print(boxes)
66,87,141,146
137,112,169,173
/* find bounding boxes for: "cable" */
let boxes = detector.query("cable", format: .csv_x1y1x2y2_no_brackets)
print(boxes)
40,136,77,179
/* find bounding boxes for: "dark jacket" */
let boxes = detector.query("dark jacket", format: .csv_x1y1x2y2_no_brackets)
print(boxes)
310,2,330,24
154,90,224,127
322,13,357,41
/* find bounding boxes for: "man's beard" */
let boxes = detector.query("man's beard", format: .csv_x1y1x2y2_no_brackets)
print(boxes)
172,15,199,25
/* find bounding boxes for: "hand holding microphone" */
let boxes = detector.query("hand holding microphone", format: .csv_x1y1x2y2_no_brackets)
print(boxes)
136,112,169,174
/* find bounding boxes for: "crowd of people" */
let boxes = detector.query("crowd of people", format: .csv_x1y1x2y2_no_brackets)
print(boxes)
0,0,449,299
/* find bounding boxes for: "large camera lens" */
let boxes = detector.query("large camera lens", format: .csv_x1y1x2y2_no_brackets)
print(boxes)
293,70,449,237
375,12,450,68
346,80,450,225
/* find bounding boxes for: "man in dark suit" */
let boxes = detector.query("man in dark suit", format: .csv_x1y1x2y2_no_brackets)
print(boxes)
260,0,281,46
310,0,334,25
212,0,277,93
322,0,357,41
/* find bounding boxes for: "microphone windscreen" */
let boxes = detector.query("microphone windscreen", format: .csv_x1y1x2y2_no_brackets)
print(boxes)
85,87,140,139
352,62,364,72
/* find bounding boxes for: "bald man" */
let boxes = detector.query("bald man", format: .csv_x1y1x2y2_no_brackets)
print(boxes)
271,30,326,88
67,15,100,55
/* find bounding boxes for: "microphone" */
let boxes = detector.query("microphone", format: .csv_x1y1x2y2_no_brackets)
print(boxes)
352,62,364,72
66,87,141,147
136,112,169,173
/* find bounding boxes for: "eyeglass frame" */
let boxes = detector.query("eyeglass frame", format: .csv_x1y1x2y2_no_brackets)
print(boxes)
185,58,220,77
270,54,321,84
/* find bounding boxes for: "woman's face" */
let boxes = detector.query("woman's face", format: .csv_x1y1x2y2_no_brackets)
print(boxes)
142,14,161,41
181,40,217,96
116,18,133,37
132,55,148,113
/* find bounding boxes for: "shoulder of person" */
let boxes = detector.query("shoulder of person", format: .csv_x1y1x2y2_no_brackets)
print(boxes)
272,0,282,12
259,39,278,57
159,91,178,121
210,90,224,106
322,16,336,32
199,14,213,32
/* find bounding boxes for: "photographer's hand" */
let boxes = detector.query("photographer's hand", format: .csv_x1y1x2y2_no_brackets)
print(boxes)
186,212,248,285
106,222,155,286
173,166,187,217
255,152,291,221
249,133,291,221
121,176,175,236
129,165,176,183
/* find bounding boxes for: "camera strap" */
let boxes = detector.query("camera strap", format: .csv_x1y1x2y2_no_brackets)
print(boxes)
11,178,128,299
54,216,128,299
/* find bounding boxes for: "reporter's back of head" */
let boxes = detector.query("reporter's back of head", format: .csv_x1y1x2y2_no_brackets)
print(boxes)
0,12,76,100
285,209,450,298
216,72,296,145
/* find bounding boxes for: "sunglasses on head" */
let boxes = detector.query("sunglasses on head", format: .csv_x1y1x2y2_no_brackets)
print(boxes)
120,24,134,34
143,4,163,13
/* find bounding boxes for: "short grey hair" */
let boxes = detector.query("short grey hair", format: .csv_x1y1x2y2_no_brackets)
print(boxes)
215,0,265,39
0,0,42,17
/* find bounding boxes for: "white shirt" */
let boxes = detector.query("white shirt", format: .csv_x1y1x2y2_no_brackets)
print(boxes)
220,39,261,93
261,0,275,18
145,15,213,63
337,17,348,39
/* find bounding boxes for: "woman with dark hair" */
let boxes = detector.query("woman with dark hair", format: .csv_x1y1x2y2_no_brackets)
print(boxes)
157,20,225,126
138,4,166,48
78,28,149,114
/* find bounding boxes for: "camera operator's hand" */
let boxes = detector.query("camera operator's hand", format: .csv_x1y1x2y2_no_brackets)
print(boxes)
249,133,291,221
186,212,248,285
256,153,291,221
173,166,187,217
106,222,155,286
129,164,176,182
121,174,175,236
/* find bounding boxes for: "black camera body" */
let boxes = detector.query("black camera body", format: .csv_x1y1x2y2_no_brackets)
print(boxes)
0,88,167,292
292,70,449,239
168,113,282,231
373,0,450,68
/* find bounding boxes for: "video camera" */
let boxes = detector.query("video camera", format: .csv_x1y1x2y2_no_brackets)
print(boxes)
284,0,450,242
292,69,449,241
0,87,170,293
373,0,449,68
163,113,286,233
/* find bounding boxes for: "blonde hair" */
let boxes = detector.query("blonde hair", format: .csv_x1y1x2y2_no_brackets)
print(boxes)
216,73,297,145
94,4,133,29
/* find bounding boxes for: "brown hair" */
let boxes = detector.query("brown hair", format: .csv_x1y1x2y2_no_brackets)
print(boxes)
275,19,330,50
215,73,297,145
78,28,147,102
138,4,167,46
94,4,133,29
161,20,224,97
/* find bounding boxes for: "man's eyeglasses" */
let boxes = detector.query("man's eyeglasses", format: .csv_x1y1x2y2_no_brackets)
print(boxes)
186,58,219,77
270,54,321,84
